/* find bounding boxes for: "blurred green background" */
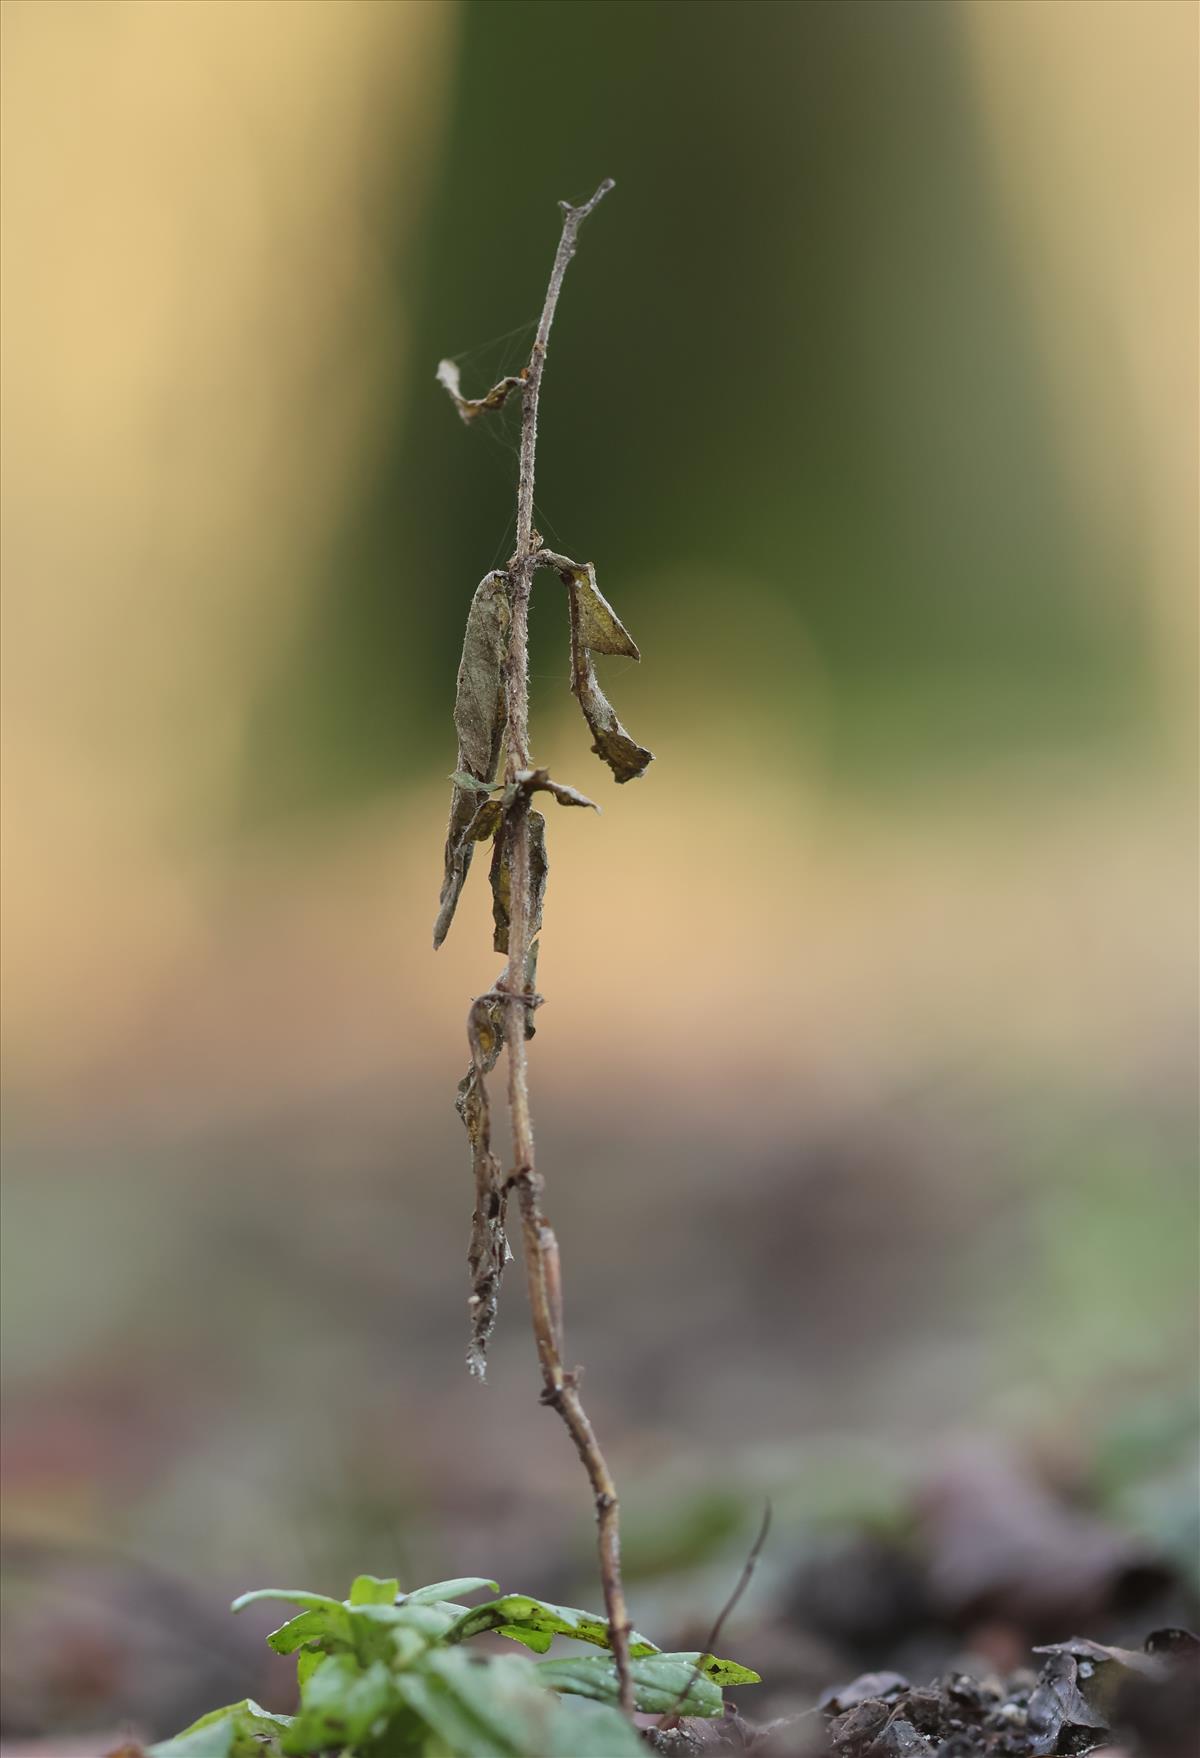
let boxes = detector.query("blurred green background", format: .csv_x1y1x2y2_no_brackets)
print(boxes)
1,0,1196,1742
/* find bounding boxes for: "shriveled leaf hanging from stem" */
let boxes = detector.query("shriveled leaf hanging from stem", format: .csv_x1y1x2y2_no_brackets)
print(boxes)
538,555,640,659
566,578,653,784
459,992,508,1378
436,357,527,425
490,808,547,956
434,572,511,949
458,941,540,1377
513,767,599,812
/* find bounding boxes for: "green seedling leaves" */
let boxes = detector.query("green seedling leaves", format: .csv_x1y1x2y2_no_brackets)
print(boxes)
266,1608,347,1657
397,1648,644,1758
232,1588,346,1615
295,1649,325,1690
678,1650,763,1688
444,1593,659,1658
537,1650,761,1718
148,1723,237,1758
261,1588,470,1668
355,1601,467,1656
350,1575,401,1606
434,572,510,950
283,1654,396,1755
148,1701,290,1758
404,1577,499,1604
232,1589,351,1637
563,568,653,784
158,1575,760,1758
538,1652,726,1717
395,1650,538,1758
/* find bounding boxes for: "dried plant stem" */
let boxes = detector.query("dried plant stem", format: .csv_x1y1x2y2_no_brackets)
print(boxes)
489,181,634,1720
657,1500,773,1730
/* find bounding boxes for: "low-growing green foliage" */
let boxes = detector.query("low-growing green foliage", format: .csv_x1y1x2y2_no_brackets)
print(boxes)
149,1573,760,1757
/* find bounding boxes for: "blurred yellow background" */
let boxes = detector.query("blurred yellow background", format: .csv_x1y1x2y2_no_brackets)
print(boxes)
1,0,1195,1740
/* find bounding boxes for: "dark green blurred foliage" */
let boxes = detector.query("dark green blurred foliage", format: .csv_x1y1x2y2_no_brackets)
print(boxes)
244,0,1151,822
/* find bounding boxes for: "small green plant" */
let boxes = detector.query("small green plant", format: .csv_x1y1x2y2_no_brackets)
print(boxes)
147,1573,760,1756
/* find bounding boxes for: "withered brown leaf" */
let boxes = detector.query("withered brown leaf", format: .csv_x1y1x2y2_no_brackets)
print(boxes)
567,576,653,783
569,562,641,660
433,572,510,949
490,807,547,955
459,991,508,1378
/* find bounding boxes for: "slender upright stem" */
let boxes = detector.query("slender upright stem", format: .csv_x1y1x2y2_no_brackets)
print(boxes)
496,180,635,1719
511,179,613,566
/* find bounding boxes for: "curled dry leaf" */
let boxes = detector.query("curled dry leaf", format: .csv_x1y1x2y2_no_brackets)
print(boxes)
453,572,510,782
559,564,652,784
514,767,599,811
433,572,510,950
490,808,547,956
436,357,526,424
466,796,504,844
458,943,539,1378
1031,1638,1168,1724
459,992,507,1378
558,555,643,661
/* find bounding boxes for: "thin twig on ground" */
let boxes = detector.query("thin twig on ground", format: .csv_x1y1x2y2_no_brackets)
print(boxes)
657,1501,773,1731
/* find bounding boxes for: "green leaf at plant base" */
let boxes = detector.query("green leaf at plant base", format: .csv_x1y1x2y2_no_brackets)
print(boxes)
232,1588,348,1621
402,1577,498,1604
148,1701,290,1758
538,1652,727,1717
267,1598,460,1671
444,1592,659,1656
265,1608,348,1656
282,1654,396,1755
676,1650,763,1687
351,1600,466,1660
147,1724,235,1758
295,1649,326,1690
396,1648,643,1758
349,1574,401,1606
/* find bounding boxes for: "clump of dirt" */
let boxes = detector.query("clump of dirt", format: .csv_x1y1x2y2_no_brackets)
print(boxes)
645,1629,1200,1758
